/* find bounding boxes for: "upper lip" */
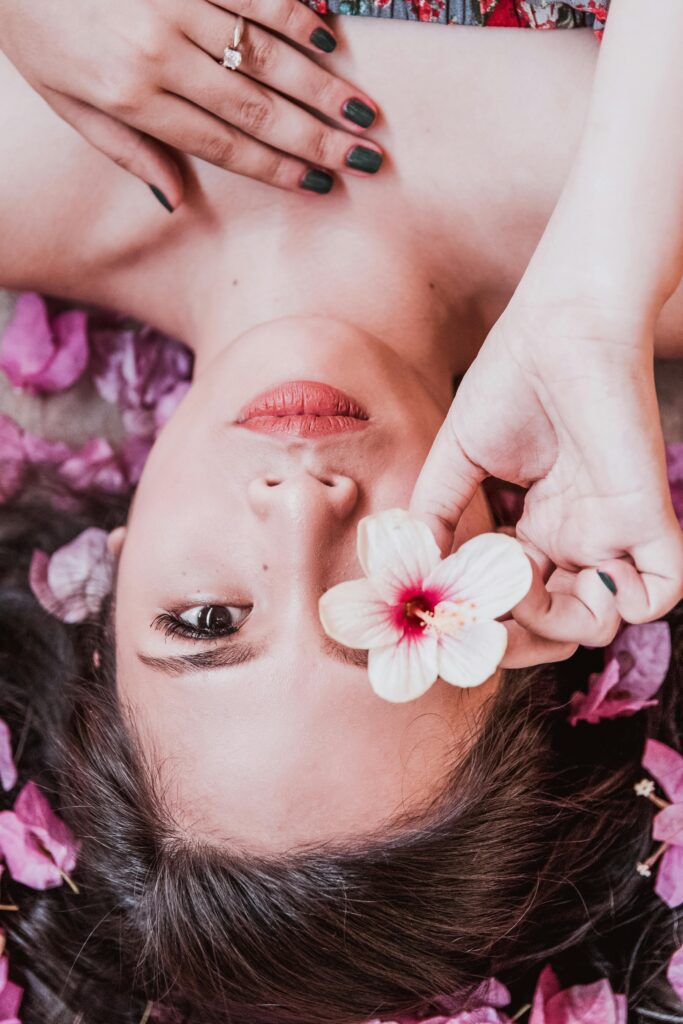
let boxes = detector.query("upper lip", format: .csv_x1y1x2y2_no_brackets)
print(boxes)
236,381,369,423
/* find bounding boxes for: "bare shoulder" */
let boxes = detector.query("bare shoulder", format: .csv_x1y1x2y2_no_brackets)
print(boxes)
0,54,170,302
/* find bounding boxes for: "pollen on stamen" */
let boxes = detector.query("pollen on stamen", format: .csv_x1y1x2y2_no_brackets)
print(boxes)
416,601,478,638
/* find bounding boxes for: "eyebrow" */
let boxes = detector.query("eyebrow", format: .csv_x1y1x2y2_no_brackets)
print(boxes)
136,636,368,676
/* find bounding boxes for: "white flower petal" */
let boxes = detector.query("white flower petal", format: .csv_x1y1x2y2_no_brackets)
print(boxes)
357,509,441,602
436,620,508,688
426,533,532,621
319,579,401,650
368,634,439,703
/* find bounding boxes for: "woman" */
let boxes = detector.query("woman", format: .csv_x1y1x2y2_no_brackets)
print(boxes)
0,10,681,1024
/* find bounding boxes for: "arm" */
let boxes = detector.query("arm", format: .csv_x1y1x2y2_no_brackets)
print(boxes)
410,0,683,660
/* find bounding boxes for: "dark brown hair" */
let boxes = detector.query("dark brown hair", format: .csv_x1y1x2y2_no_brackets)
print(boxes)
1,489,682,1024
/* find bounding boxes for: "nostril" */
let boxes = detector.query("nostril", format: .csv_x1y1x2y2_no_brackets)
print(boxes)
265,479,281,488
320,478,336,488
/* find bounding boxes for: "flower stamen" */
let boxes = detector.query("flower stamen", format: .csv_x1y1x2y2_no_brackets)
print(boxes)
636,842,670,878
416,601,477,638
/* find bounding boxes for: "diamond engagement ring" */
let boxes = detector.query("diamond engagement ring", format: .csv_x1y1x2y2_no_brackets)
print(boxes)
221,15,245,71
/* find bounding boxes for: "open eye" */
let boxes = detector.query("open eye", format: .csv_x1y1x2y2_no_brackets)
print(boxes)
153,605,251,639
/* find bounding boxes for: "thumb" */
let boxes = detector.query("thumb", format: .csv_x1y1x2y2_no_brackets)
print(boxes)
409,415,487,555
45,88,184,211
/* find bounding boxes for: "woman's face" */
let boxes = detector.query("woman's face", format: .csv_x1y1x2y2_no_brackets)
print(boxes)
115,317,496,853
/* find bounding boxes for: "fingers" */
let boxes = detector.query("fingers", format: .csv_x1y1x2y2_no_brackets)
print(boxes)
510,559,622,649
44,89,184,209
409,414,487,556
130,92,321,192
166,43,382,180
597,526,683,623
185,4,381,154
206,0,340,56
502,620,577,669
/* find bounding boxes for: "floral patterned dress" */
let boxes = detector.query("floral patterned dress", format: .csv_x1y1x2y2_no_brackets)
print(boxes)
303,0,609,36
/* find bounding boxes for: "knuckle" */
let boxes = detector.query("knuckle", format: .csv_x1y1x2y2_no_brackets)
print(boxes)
308,73,336,111
308,126,334,168
279,2,305,36
103,74,145,117
202,131,238,168
248,37,277,76
260,150,290,186
236,95,273,135
131,14,168,65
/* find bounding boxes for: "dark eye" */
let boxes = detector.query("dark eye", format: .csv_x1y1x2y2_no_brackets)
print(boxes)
153,605,251,640
183,605,249,634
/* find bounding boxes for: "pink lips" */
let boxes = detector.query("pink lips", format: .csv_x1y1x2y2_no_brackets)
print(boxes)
236,381,369,436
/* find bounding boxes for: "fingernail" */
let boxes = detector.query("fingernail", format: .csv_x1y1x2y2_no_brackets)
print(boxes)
597,571,618,596
342,98,376,129
148,184,174,213
346,145,383,173
300,168,334,194
311,27,337,52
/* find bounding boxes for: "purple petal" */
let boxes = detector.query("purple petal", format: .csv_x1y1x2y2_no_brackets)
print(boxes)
29,528,113,624
0,293,87,394
14,781,79,874
656,846,683,909
653,804,683,846
643,739,683,804
606,623,671,700
154,381,190,430
530,970,626,1024
58,438,127,495
667,945,683,1002
119,434,153,486
0,809,65,889
530,966,561,1024
0,721,17,792
666,444,683,527
36,309,89,393
568,660,621,725
21,430,72,466
0,293,54,389
0,954,23,1021
0,415,26,502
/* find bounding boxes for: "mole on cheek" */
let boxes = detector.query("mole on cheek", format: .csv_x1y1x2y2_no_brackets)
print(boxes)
262,564,269,572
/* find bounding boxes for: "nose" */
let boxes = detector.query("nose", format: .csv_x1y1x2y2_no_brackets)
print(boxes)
248,471,359,522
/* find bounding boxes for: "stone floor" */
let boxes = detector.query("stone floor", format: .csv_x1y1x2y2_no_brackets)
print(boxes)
1,288,681,444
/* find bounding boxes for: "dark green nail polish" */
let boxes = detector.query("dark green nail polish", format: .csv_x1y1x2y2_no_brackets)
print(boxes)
597,571,617,596
342,98,376,129
311,27,337,52
300,169,334,194
346,145,383,173
148,184,174,213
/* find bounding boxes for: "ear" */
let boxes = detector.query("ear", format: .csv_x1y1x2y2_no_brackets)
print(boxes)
107,526,127,559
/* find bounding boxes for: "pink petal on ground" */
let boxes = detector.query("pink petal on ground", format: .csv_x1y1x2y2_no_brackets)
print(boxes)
530,968,626,1024
0,953,23,1022
14,781,79,873
0,293,87,394
29,527,113,623
0,293,54,388
0,810,65,889
36,309,89,392
667,945,683,1001
0,721,17,792
643,739,683,804
426,533,532,621
118,434,153,486
655,845,683,909
607,622,671,700
21,430,72,466
0,415,26,502
58,438,128,494
652,804,683,846
666,444,683,527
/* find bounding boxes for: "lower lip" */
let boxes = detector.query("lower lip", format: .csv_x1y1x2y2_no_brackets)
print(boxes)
236,381,369,437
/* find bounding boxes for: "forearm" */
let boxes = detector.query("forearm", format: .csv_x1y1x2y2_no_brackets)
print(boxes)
518,0,683,327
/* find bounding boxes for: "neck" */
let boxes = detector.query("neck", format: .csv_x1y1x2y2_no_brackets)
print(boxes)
190,225,471,411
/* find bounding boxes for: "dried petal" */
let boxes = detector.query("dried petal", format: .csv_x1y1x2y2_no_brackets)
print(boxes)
0,782,79,891
0,722,17,793
0,292,88,394
29,527,113,624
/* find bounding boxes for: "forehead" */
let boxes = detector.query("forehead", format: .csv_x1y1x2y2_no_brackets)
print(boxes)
120,646,499,853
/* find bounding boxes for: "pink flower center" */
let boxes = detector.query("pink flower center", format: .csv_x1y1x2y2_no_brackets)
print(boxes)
395,589,439,638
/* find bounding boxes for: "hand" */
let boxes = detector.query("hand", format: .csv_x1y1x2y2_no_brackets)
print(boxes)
0,0,382,207
409,302,683,663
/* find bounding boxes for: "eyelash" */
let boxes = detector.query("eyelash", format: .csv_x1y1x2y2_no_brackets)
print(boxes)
151,611,241,641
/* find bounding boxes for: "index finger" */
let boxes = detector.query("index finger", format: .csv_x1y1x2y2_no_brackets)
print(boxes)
409,415,487,555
